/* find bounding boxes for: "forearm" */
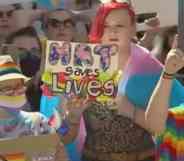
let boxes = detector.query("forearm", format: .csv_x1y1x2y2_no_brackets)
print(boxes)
134,108,149,130
145,74,172,134
58,111,81,145
59,122,80,145
139,32,157,50
117,95,148,130
55,141,70,161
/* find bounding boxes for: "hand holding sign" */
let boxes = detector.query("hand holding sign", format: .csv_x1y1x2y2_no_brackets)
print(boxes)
61,97,88,124
43,40,121,104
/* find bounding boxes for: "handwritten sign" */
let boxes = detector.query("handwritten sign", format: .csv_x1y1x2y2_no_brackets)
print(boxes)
44,40,120,101
45,40,119,73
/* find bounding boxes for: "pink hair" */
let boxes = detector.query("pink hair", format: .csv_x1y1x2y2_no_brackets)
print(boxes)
89,2,135,43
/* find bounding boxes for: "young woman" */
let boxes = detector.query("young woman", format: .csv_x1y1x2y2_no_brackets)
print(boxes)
145,48,184,160
61,1,184,161
40,1,184,161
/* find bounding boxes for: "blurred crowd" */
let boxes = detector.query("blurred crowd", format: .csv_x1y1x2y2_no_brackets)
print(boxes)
0,1,180,113
0,0,183,161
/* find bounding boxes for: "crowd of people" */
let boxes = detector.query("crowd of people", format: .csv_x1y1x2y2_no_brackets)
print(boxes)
0,0,183,161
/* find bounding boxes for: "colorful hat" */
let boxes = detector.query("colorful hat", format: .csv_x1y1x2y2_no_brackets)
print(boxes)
0,55,30,82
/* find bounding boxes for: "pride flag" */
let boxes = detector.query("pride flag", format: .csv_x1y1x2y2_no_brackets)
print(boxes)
156,106,184,161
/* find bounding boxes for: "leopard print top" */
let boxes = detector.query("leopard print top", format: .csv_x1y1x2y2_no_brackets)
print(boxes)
82,102,154,154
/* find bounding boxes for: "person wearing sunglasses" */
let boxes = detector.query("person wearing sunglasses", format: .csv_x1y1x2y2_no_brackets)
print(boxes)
54,1,184,161
43,9,79,42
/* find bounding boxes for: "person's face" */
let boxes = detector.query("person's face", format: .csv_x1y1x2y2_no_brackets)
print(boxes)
46,10,75,42
0,5,15,38
0,79,25,96
101,9,135,51
12,36,41,77
12,36,40,51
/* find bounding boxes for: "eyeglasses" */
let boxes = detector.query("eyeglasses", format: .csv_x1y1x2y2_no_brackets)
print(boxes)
0,83,26,96
0,10,14,18
48,18,75,29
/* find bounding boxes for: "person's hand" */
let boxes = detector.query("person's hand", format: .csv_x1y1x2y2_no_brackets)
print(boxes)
139,16,160,49
144,16,160,33
61,96,89,124
164,48,184,74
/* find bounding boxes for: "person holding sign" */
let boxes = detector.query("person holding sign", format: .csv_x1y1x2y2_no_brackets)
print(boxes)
57,1,184,161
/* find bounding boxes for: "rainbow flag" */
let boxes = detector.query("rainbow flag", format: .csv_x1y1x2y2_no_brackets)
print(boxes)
156,106,184,161
3,153,26,161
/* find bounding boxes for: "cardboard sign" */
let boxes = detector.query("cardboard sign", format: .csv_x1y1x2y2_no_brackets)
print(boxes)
0,134,59,161
45,40,119,73
44,40,120,100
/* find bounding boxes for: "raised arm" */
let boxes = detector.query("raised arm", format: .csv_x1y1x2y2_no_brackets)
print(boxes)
145,48,184,134
56,97,87,145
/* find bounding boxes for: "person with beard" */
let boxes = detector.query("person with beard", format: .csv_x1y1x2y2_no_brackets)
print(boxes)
0,55,71,160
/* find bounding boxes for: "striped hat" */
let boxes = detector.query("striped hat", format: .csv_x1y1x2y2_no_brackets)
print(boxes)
0,55,30,82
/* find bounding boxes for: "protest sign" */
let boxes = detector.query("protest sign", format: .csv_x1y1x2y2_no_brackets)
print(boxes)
43,40,120,101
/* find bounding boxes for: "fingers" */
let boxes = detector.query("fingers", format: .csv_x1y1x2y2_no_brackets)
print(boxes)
171,34,178,49
170,48,183,58
144,16,160,27
144,16,160,33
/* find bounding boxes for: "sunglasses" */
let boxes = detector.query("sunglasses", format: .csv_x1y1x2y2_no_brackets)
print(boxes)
0,81,26,96
48,18,75,28
0,10,14,18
